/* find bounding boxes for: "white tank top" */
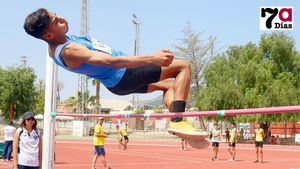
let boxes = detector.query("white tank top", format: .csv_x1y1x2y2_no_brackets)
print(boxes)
17,128,40,167
211,129,221,142
4,125,16,141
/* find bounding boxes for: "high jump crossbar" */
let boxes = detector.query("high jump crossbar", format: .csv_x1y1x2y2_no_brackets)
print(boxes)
55,105,300,119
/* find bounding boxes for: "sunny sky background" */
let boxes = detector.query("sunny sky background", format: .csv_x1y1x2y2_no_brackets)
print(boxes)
0,0,299,101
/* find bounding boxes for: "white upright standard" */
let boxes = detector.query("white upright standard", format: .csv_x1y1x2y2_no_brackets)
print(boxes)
42,51,58,169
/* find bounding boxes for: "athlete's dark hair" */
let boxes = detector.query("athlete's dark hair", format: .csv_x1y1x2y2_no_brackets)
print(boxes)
23,8,50,39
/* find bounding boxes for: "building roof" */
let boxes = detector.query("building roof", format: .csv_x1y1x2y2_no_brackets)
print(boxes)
100,99,133,111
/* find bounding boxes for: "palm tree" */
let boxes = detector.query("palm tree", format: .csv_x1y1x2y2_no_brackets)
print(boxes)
57,81,64,101
92,79,101,114
65,96,78,113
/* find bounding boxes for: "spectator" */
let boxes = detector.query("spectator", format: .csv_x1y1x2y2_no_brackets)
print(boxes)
122,124,129,150
2,121,16,161
270,135,276,144
227,123,238,161
253,124,264,163
239,128,244,143
244,128,250,141
116,125,124,149
275,135,281,145
13,112,42,169
179,139,187,151
225,128,230,143
266,129,271,144
211,123,221,161
92,117,111,169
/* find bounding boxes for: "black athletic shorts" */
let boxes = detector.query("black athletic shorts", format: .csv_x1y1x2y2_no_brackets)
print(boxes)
107,64,161,95
124,136,129,140
212,142,220,148
228,142,236,147
255,141,263,148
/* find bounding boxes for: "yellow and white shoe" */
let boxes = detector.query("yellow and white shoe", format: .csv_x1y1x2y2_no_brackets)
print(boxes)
168,121,210,149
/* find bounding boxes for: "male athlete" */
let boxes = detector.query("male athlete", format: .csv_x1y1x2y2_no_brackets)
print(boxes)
254,124,264,163
24,8,208,148
211,123,221,161
227,123,238,161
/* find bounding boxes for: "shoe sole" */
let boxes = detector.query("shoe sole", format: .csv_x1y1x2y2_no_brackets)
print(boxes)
168,129,210,149
168,129,208,140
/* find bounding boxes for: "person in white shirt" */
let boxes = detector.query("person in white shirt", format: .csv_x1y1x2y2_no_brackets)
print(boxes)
211,123,221,161
1,122,16,161
12,112,42,169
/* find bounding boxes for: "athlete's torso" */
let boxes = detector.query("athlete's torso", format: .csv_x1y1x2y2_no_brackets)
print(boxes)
51,35,126,88
255,128,264,142
230,128,237,142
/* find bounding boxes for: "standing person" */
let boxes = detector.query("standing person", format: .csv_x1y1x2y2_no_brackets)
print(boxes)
92,117,111,169
179,139,187,151
266,129,271,144
12,112,42,169
122,124,129,150
254,124,264,163
225,128,230,143
275,135,281,145
227,123,237,161
115,125,124,149
239,128,244,143
2,122,16,162
244,127,250,141
23,9,210,148
211,123,221,161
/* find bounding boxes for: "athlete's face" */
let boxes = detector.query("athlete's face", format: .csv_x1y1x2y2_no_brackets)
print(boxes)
99,119,104,125
256,124,260,129
43,12,69,41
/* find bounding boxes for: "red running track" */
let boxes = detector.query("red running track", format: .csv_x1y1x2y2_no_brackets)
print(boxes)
1,139,299,169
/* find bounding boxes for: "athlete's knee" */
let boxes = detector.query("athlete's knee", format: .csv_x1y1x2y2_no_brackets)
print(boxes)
180,60,191,73
162,80,175,92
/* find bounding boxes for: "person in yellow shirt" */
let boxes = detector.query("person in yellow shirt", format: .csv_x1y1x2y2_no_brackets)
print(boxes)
122,124,129,150
116,125,124,149
92,117,111,169
254,123,265,163
227,123,237,161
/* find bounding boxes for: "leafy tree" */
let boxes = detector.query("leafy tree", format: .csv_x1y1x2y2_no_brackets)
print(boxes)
196,32,300,131
174,22,219,94
0,66,37,120
33,79,45,114
174,22,220,130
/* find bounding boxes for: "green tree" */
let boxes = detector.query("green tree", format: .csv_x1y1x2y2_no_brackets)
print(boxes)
197,32,300,131
0,66,37,120
174,22,220,130
174,22,219,95
33,79,45,113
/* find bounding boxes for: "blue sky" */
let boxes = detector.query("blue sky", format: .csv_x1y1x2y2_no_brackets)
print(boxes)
0,0,299,101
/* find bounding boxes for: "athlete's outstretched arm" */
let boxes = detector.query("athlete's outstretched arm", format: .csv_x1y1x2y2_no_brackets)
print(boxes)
61,43,174,68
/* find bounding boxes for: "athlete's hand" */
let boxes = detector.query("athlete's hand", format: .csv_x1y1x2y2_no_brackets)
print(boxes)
152,49,174,67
